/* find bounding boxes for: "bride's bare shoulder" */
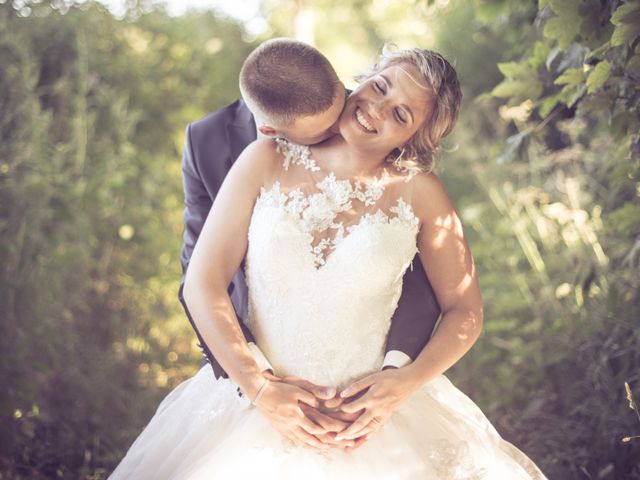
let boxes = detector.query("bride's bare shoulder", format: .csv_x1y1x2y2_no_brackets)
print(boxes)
233,137,283,180
409,170,458,224
238,137,281,164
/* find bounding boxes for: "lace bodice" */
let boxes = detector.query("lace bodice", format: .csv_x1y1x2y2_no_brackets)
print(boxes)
245,139,421,388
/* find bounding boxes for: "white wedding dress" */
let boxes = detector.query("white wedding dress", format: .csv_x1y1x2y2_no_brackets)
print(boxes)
110,140,547,479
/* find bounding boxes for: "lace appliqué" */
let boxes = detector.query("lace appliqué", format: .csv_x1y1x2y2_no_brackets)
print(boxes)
351,171,389,206
350,198,420,233
427,439,489,479
263,138,419,268
256,180,417,269
276,137,320,172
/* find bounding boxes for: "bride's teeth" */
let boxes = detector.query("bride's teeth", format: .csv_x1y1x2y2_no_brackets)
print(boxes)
356,109,375,132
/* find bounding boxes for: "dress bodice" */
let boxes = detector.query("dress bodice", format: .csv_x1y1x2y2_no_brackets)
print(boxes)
245,139,420,388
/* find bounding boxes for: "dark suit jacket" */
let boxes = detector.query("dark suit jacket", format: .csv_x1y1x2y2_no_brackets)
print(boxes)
179,99,441,379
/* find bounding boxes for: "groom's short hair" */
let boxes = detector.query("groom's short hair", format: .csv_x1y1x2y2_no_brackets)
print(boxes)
239,38,341,127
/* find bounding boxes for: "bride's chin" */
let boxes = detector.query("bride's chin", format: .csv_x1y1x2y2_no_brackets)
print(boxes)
340,125,371,147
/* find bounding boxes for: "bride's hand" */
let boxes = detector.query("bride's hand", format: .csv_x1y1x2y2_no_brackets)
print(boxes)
253,373,338,450
333,367,421,443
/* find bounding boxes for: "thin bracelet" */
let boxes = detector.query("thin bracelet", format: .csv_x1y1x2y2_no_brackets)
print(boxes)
251,378,269,405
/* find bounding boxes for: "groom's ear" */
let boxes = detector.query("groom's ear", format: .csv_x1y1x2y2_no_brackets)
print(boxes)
258,125,278,137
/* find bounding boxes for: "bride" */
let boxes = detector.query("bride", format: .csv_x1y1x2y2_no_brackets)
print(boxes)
110,47,547,479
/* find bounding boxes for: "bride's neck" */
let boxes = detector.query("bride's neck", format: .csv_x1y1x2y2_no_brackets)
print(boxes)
312,135,389,177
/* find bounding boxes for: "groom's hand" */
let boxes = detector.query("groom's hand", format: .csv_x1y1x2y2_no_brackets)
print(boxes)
278,375,336,403
255,373,339,450
311,390,370,451
278,375,357,449
298,404,357,449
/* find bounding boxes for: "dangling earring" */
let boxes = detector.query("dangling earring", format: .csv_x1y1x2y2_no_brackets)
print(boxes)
392,148,406,169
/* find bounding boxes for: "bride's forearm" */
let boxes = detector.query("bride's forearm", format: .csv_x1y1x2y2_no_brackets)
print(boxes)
180,139,283,400
183,278,265,399
403,307,483,387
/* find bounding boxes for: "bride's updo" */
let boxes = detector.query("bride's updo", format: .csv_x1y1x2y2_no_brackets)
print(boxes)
356,46,462,173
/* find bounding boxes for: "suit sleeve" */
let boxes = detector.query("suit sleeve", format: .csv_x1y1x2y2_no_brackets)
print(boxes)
382,254,441,368
180,124,213,274
179,124,268,378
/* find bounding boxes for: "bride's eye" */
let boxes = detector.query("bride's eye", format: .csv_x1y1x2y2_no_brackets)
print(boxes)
395,108,407,124
373,80,385,94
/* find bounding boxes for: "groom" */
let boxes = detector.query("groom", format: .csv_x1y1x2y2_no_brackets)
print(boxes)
179,39,440,448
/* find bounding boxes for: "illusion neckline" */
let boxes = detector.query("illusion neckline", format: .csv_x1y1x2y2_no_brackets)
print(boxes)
275,137,401,186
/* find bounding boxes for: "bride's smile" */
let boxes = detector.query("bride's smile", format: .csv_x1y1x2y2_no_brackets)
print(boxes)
354,107,377,133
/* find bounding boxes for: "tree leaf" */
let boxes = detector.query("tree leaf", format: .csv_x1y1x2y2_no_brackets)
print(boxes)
586,60,611,93
529,41,551,69
611,22,640,47
538,94,561,117
610,2,640,26
556,83,587,108
544,16,581,49
554,67,585,86
549,0,582,18
498,61,526,78
565,83,587,108
585,41,611,62
492,78,543,101
473,92,494,103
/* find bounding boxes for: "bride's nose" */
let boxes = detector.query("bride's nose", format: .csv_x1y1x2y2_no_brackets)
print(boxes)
370,100,387,120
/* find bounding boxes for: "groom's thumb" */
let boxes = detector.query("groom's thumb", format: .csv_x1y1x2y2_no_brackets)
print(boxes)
282,376,336,399
322,395,344,409
314,385,337,399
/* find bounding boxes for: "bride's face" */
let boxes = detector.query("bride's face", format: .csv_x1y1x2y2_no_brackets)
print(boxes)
339,63,434,155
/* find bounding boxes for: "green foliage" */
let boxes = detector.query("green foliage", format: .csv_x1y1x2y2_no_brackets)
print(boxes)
0,2,256,478
492,62,543,102
474,0,640,477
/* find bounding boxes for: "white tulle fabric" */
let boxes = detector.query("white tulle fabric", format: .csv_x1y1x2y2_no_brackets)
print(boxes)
109,140,547,479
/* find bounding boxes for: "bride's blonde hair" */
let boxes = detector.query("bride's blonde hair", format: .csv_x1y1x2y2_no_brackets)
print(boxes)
355,45,462,173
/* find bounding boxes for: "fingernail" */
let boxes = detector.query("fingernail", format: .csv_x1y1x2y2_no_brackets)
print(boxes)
325,388,336,397
340,389,350,398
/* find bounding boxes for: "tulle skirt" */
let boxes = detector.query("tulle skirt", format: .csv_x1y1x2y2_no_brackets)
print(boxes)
109,367,546,479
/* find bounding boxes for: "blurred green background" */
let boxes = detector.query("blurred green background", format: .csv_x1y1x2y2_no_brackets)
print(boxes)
1,0,639,478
